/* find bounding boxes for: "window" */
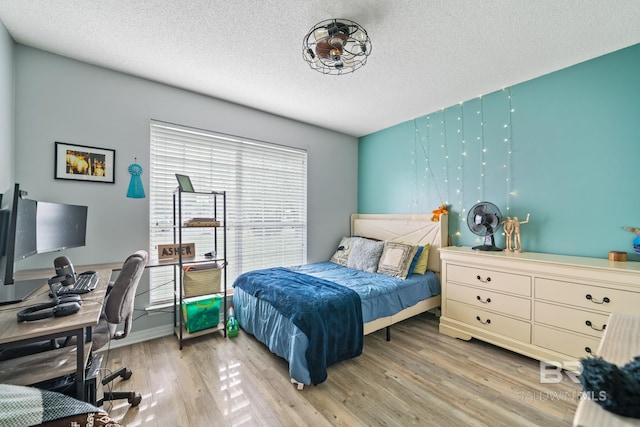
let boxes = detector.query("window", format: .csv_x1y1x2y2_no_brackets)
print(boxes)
149,121,307,305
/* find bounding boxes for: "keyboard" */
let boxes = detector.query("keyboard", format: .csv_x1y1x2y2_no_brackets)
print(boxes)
57,272,99,295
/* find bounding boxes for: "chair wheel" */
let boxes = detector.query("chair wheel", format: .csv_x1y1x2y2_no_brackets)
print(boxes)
121,369,133,380
128,393,142,407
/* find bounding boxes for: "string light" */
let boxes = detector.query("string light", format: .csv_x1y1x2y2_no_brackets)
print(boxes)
413,116,432,210
410,119,419,210
441,110,450,206
409,88,515,240
425,115,432,198
455,103,465,239
478,96,485,202
505,88,514,215
415,114,446,209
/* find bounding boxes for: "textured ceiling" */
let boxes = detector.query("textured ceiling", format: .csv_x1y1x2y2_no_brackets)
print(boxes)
1,1,640,137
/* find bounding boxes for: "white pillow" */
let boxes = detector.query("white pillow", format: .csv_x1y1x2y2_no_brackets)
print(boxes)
329,236,356,266
377,241,418,279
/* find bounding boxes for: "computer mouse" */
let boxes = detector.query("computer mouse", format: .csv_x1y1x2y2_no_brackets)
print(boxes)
81,270,96,275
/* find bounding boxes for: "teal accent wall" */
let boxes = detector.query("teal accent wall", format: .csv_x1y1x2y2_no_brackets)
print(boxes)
359,43,640,259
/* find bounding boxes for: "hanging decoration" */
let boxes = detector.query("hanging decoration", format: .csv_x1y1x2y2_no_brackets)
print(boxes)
127,158,146,199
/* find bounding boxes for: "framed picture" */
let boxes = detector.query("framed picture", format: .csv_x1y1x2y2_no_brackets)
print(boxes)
55,142,115,183
175,174,195,192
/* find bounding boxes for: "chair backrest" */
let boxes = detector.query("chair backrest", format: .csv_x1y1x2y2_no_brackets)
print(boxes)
103,250,148,340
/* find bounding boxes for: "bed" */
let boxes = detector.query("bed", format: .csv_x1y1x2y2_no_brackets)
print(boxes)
233,213,448,389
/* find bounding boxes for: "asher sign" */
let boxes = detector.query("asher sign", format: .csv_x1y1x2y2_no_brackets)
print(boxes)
158,243,196,259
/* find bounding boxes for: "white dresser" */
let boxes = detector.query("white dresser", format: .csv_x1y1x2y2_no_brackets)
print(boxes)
439,246,640,366
573,313,640,426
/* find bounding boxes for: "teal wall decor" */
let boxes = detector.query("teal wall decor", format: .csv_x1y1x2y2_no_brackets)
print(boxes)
127,160,146,199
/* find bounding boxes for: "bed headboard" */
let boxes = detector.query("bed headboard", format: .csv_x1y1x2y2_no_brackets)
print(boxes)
350,214,449,274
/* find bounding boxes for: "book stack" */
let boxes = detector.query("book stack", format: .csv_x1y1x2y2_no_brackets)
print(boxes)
184,217,221,227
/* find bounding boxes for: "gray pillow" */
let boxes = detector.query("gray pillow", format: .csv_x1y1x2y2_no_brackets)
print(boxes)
348,237,385,272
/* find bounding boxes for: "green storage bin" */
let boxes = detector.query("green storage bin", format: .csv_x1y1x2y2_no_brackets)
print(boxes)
182,294,222,333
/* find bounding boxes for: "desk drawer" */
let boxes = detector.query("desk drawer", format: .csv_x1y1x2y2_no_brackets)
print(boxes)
447,264,531,296
447,282,531,320
535,278,640,314
446,300,531,342
534,325,600,360
534,301,608,339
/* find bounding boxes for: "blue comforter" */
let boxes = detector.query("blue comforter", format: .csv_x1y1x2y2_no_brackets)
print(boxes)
233,267,363,385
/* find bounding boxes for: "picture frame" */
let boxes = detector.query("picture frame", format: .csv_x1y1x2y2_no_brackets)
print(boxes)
175,173,195,192
55,141,115,183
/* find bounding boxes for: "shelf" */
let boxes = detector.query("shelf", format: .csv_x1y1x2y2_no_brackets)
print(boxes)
174,324,225,341
173,189,226,196
180,257,226,265
182,222,223,226
173,188,227,349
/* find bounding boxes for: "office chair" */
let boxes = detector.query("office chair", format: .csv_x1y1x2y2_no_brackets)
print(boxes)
93,249,148,407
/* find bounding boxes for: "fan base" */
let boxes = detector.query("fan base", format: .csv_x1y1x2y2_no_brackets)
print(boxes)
472,244,503,251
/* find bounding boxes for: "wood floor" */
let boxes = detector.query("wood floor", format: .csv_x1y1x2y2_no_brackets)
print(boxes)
100,313,581,426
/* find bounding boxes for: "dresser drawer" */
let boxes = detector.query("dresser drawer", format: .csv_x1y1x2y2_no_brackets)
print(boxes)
533,325,600,360
446,300,531,342
535,278,640,314
534,301,609,339
447,282,531,320
447,264,531,296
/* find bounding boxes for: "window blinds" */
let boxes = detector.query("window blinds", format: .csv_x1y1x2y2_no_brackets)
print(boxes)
149,121,308,305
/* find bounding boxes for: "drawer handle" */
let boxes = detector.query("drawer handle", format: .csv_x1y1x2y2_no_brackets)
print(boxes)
585,294,610,304
476,275,491,283
585,320,606,332
585,346,593,354
476,315,491,325
476,295,491,304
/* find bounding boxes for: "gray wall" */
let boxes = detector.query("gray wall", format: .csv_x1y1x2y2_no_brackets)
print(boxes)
0,22,13,191
13,45,358,338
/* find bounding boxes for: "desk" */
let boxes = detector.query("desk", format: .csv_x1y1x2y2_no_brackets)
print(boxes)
0,268,111,402
573,313,640,426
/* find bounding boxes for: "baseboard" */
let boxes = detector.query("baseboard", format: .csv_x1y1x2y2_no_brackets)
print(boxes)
96,324,174,351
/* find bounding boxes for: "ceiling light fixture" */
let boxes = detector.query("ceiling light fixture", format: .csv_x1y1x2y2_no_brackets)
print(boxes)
302,18,372,75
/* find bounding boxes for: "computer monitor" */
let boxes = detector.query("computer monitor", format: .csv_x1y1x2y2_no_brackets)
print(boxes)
36,201,88,254
15,197,37,261
0,184,88,305
1,184,30,284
